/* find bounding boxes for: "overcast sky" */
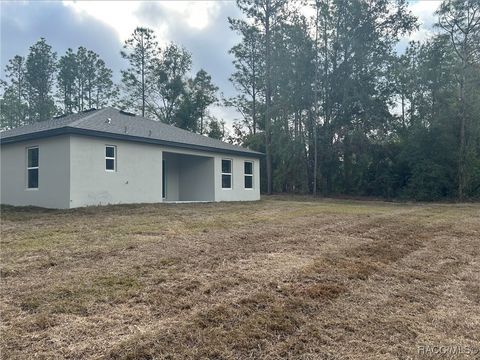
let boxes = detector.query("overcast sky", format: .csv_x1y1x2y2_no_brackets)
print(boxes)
0,0,442,125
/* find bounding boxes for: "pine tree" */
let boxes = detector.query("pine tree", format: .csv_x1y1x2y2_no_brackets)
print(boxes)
120,27,158,117
94,58,117,108
151,43,192,123
1,55,28,128
234,0,289,194
437,0,480,199
25,38,57,122
57,48,77,113
228,19,264,135
191,69,218,134
75,47,98,111
85,49,99,109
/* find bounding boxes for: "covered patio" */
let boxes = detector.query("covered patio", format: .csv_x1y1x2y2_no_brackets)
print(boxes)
162,151,215,202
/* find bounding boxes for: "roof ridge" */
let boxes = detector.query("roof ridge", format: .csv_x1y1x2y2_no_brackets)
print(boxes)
1,107,263,156
68,108,108,128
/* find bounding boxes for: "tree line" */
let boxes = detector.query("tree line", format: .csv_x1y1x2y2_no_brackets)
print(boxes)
227,0,479,200
0,29,224,139
1,0,479,200
1,40,117,128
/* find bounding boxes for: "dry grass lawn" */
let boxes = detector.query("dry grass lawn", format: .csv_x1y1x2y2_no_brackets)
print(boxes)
1,196,479,359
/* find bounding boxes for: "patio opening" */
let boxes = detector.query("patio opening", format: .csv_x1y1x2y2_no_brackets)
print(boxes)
162,152,215,202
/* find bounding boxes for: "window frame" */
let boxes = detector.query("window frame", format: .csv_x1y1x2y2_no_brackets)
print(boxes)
105,145,116,172
244,161,254,190
26,146,39,190
221,158,232,190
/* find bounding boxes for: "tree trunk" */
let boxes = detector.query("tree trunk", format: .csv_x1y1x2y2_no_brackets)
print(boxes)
265,0,273,195
322,0,330,195
141,32,145,117
313,1,322,197
458,64,466,200
252,57,257,135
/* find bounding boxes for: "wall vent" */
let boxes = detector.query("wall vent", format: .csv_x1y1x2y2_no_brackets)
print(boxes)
119,110,136,117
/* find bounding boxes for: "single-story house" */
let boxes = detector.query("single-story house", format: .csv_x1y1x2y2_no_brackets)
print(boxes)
0,107,262,209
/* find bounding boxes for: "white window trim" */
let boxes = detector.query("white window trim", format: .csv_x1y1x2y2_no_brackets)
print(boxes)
26,146,39,190
244,160,254,190
105,145,116,172
221,158,232,190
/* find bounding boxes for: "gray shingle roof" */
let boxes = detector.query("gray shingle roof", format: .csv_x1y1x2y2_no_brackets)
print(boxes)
0,107,262,157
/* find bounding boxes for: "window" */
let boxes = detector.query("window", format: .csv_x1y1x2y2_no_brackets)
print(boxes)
105,146,116,171
221,159,232,189
244,161,253,189
27,147,39,189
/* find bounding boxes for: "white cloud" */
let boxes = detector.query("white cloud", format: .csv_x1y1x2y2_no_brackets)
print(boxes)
60,1,242,125
407,0,442,43
159,1,220,30
63,1,222,44
63,1,141,41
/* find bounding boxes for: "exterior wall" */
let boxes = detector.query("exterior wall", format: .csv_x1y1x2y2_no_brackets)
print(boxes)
0,135,70,209
162,152,215,201
69,135,163,207
179,156,214,201
160,148,260,202
1,133,261,208
214,155,260,202
163,152,179,201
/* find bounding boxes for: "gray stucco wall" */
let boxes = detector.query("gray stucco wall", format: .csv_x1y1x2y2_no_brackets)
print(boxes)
163,152,180,201
0,135,70,208
69,135,163,207
162,152,215,201
1,134,260,208
178,156,214,201
214,155,260,202
162,149,260,203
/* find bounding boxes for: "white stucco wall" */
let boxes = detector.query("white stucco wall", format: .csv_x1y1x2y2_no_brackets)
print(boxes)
0,136,70,208
1,133,261,208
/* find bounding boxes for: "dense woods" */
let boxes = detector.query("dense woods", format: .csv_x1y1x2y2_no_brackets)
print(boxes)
1,0,479,200
228,0,480,200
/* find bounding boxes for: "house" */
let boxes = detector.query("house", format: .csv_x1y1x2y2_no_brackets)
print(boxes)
0,107,262,209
